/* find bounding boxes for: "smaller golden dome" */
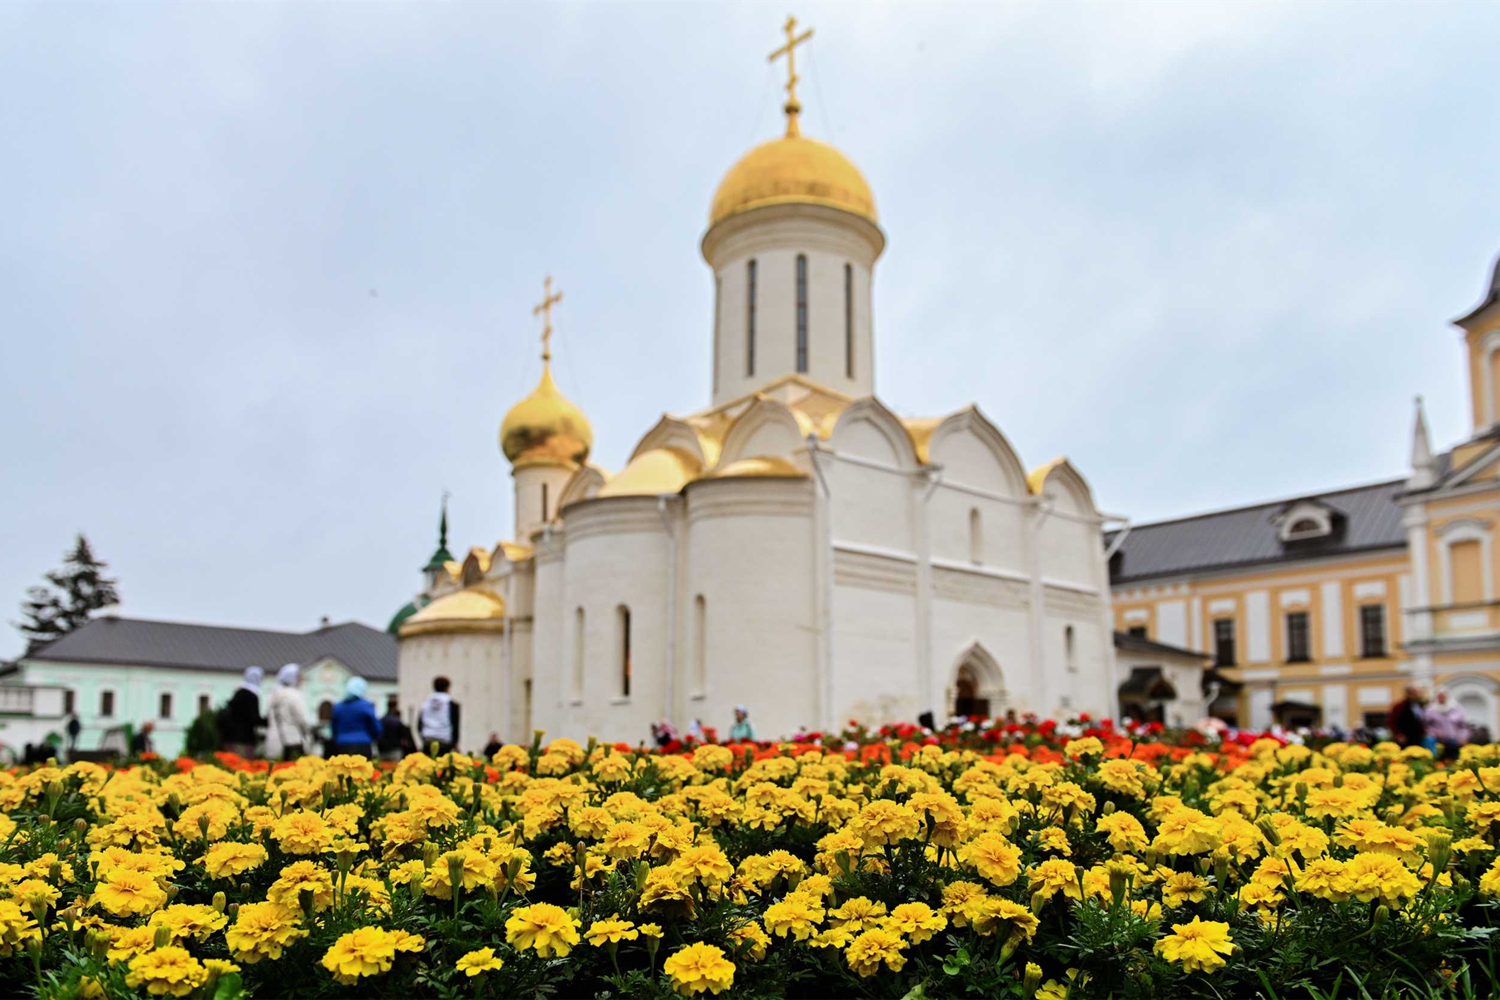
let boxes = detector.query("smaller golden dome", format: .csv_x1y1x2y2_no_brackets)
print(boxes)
398,586,506,638
710,134,877,227
596,448,701,498
708,456,807,479
500,364,593,468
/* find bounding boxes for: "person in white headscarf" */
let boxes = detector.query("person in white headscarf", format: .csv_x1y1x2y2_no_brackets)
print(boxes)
263,663,314,762
221,665,266,758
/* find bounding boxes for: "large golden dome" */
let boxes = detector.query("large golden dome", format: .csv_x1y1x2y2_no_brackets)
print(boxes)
500,364,592,468
709,133,877,227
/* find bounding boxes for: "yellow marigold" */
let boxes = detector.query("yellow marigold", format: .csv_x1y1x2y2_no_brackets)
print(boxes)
601,822,651,860
107,925,159,962
1151,808,1223,856
505,902,581,958
1161,871,1213,908
125,945,207,998
1155,917,1234,974
91,869,168,917
886,902,947,944
967,896,1040,941
455,947,504,977
1478,857,1500,897
1029,858,1082,901
148,904,227,943
585,916,639,946
1294,858,1349,902
1237,882,1284,909
961,832,1023,887
828,896,888,934
266,861,335,912
692,744,734,772
850,799,922,847
763,892,825,940
10,879,59,910
728,920,771,961
663,941,736,996
1303,786,1364,821
272,811,334,855
225,901,307,964
844,926,908,977
324,755,375,780
320,926,424,984
1341,853,1421,906
1098,758,1150,798
1064,737,1104,758
0,900,39,957
1096,812,1149,852
201,842,267,879
671,844,734,889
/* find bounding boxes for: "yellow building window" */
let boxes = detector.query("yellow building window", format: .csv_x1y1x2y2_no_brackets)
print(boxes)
1451,539,1484,605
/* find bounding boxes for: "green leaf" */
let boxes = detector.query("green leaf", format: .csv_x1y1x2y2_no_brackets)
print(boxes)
213,972,246,1000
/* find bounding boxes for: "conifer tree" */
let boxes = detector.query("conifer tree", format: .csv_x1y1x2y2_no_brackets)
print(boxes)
14,534,121,646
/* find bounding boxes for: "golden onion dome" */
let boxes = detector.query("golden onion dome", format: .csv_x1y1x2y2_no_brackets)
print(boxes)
596,448,702,498
709,133,876,227
500,364,593,468
397,586,506,638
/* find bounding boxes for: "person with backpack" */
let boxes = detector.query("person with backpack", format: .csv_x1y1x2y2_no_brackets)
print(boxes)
220,666,265,758
418,676,460,755
264,663,315,761
329,677,381,757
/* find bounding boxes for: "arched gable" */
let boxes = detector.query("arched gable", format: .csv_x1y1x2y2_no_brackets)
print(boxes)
629,416,718,468
1032,458,1098,519
459,547,491,588
557,464,607,511
830,397,919,470
928,406,1028,498
717,397,810,468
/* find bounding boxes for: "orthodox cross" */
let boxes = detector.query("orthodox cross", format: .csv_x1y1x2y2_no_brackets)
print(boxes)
533,275,563,362
768,15,814,136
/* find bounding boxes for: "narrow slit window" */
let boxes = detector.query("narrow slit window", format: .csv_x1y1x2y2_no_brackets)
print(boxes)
746,259,757,377
968,508,982,564
541,482,549,522
796,254,808,373
572,607,585,700
1065,625,1076,673
694,595,707,694
713,275,721,395
100,691,115,718
618,605,632,698
844,263,853,378
159,692,173,719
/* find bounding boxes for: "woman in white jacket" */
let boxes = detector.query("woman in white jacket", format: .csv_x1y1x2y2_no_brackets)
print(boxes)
264,663,314,761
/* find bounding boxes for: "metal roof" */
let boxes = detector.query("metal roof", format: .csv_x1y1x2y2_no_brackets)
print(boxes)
1113,631,1208,661
1107,477,1408,585
25,616,397,682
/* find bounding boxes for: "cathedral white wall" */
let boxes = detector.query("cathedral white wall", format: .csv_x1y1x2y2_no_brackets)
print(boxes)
706,207,878,406
550,499,671,743
397,632,506,753
832,554,921,725
513,464,574,543
529,539,566,743
682,479,818,739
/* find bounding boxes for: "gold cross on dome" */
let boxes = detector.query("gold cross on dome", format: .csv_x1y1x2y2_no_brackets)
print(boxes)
533,275,563,362
768,15,814,136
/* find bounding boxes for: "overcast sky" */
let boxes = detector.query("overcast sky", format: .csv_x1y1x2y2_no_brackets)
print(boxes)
3,1,1497,653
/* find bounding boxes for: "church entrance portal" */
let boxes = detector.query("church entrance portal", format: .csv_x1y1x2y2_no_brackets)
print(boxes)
953,665,990,719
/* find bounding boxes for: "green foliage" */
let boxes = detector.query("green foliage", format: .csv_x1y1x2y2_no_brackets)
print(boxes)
14,534,121,646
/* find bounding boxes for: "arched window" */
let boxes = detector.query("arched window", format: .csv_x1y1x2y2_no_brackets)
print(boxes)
746,259,757,377
572,607,585,701
968,508,982,565
693,594,707,695
617,605,632,698
795,254,809,373
1065,625,1077,673
844,263,853,378
953,665,988,719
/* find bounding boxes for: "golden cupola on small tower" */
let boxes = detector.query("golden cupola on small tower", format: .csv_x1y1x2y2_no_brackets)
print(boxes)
499,276,592,469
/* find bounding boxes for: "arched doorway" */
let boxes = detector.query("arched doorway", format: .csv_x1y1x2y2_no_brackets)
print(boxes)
948,643,1005,721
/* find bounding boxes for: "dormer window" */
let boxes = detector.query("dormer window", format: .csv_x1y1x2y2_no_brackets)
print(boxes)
1273,499,1338,543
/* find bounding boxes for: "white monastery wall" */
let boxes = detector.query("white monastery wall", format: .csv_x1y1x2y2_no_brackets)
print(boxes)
832,549,920,725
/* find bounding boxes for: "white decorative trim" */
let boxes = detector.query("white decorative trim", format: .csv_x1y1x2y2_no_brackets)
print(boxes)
1436,518,1494,605
1122,609,1149,624
832,540,918,564
1245,590,1271,663
1447,611,1489,630
1318,663,1353,676
1353,581,1388,599
930,557,1032,585
1357,686,1392,707
1320,581,1343,657
1280,687,1314,703
1279,588,1311,608
1208,598,1236,614
1241,668,1279,681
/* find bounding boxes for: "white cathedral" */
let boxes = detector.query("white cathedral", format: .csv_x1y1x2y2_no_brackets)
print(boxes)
394,23,1117,744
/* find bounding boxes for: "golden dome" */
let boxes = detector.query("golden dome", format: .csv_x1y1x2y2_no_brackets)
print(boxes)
397,586,506,638
710,133,877,227
596,448,702,498
500,364,593,468
708,456,807,479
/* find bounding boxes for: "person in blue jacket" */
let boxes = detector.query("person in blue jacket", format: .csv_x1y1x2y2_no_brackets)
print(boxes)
329,677,381,757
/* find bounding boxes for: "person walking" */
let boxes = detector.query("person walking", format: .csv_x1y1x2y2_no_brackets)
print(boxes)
729,705,756,742
220,666,265,758
377,697,416,762
1425,689,1469,759
1388,686,1427,747
130,721,154,757
65,714,81,755
418,677,460,755
329,677,381,757
264,663,315,762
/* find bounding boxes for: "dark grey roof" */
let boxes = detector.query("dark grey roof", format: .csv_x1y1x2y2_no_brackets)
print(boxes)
26,617,397,681
1453,252,1500,325
1113,631,1207,661
1107,478,1407,585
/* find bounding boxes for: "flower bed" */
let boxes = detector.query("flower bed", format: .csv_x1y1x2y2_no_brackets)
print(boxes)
1,727,1498,999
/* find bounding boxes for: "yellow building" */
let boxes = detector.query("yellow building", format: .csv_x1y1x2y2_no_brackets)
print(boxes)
1109,256,1500,738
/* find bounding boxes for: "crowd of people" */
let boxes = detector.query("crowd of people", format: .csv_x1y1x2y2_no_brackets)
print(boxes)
169,668,464,762
1385,685,1486,757
648,705,758,748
